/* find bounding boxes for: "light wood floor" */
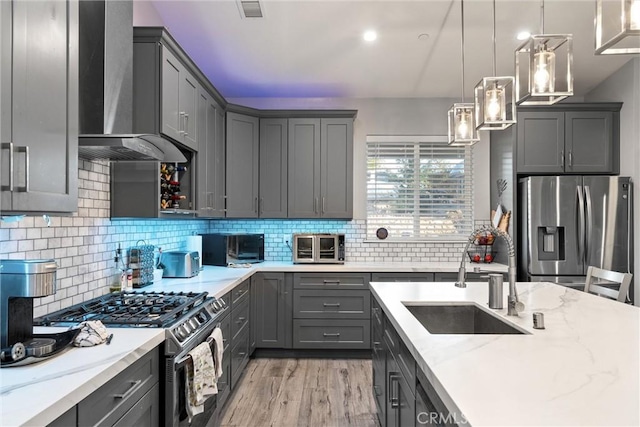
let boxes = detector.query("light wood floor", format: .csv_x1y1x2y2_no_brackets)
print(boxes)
220,358,380,427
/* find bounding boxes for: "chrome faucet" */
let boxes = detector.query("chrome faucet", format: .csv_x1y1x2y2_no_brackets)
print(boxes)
455,226,524,316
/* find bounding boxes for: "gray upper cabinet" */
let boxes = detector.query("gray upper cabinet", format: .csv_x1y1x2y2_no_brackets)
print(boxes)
288,118,353,218
1,0,78,215
288,119,321,218
259,119,288,218
196,88,225,218
226,112,259,217
516,105,620,175
134,33,199,150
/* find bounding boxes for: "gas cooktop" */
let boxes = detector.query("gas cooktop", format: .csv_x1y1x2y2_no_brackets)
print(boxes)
33,291,213,328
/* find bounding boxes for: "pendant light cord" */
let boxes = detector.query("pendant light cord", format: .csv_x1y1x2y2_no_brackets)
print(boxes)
540,0,545,34
460,0,466,102
492,0,496,77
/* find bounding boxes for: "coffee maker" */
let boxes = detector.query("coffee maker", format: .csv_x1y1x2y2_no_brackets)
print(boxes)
1,259,58,365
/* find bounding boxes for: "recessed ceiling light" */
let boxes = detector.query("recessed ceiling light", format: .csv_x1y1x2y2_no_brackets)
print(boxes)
363,30,377,42
517,31,531,40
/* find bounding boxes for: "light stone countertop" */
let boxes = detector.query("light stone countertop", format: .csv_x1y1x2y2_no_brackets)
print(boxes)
370,280,640,427
0,261,506,426
0,327,165,427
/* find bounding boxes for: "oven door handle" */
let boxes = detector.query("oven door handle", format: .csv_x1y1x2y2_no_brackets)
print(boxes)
174,334,218,371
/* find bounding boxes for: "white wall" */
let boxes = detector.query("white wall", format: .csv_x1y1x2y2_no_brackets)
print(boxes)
585,57,640,306
228,97,492,222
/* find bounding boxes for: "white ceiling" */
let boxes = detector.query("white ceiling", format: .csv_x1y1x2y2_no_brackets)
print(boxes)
139,0,634,99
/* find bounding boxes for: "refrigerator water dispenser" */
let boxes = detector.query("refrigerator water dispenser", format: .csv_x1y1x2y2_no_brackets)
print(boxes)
537,226,565,260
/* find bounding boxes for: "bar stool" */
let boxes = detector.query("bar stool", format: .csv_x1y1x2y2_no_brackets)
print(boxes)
584,266,633,303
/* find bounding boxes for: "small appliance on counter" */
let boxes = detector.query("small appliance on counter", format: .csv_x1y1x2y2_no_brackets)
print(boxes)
200,233,264,266
161,251,200,278
293,233,345,264
0,259,79,367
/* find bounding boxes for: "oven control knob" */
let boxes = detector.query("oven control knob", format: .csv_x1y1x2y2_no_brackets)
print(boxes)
188,319,199,330
174,327,185,341
218,298,227,308
182,323,192,335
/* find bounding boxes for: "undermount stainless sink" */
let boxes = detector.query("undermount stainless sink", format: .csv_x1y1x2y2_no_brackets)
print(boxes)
404,303,527,335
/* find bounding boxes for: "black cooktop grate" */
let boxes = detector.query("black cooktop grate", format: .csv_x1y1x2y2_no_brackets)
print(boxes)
33,291,210,328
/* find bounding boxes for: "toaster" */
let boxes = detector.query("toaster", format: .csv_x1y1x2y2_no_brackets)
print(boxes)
161,251,200,278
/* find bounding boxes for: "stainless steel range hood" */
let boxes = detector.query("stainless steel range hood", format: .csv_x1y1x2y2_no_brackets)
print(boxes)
78,0,186,162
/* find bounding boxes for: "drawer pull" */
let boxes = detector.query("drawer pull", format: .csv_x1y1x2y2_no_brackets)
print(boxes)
113,380,142,400
236,317,246,323
323,302,341,307
238,352,246,357
323,280,341,284
323,333,340,338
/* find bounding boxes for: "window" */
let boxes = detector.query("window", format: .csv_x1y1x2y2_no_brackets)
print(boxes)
367,135,474,241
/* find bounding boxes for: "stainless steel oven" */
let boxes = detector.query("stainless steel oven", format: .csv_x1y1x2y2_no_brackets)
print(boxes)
293,233,345,264
34,291,230,427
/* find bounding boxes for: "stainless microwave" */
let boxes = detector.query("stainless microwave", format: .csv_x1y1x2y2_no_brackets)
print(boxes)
201,234,264,266
293,234,345,264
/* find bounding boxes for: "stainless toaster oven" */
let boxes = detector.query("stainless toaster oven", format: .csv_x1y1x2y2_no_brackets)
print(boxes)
293,233,345,264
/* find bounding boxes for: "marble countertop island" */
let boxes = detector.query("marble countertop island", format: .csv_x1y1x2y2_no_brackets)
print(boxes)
371,280,640,426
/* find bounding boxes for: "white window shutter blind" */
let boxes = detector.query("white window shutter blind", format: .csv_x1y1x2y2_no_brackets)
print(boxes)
367,138,474,240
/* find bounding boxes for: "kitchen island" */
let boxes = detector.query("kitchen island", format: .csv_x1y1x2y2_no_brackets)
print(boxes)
371,280,640,426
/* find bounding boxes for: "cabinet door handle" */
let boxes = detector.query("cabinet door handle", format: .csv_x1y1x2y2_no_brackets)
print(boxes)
568,150,573,167
259,197,263,215
322,197,325,214
236,316,246,323
561,149,565,166
323,302,340,307
238,351,246,357
323,332,340,337
389,373,399,408
373,341,381,350
313,197,318,214
17,146,28,192
184,113,189,136
179,112,185,134
1,142,14,192
113,380,142,400
254,197,258,214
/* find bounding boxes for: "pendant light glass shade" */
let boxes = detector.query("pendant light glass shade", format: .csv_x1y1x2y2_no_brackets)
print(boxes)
448,104,479,145
473,0,515,130
595,0,640,54
515,34,573,105
474,77,516,130
447,0,480,146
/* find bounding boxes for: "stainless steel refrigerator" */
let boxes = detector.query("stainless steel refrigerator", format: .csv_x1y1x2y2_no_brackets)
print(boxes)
518,176,634,302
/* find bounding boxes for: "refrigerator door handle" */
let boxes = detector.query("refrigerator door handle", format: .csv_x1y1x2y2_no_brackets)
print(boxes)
577,185,586,264
584,185,593,265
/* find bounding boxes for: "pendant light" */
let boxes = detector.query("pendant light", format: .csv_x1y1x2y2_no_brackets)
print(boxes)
448,0,479,146
474,0,516,130
595,0,640,54
515,0,573,105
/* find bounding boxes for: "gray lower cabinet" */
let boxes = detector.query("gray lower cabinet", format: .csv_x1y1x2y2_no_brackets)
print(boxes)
293,318,370,349
434,271,503,282
252,272,292,348
196,88,225,218
226,112,260,217
68,346,160,427
515,105,620,175
371,273,436,282
292,273,371,349
229,280,251,389
259,118,288,218
0,0,78,214
48,406,76,427
372,298,386,425
287,118,353,219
